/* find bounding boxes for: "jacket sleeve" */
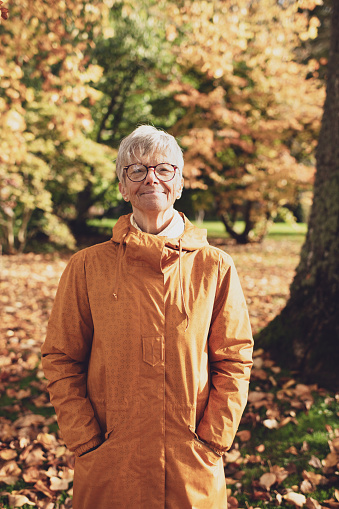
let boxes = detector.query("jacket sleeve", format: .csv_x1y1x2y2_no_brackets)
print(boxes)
196,255,253,454
41,252,103,457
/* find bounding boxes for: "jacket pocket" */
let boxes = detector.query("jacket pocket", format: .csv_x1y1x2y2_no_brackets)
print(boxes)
142,336,164,366
77,426,115,461
188,426,222,466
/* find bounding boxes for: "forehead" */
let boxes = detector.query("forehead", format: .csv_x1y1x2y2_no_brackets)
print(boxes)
125,149,179,166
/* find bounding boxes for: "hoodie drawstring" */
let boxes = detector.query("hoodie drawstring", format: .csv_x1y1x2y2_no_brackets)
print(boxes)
113,233,189,331
112,233,128,300
179,238,190,331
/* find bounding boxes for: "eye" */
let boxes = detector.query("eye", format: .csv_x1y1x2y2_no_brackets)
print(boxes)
156,164,175,175
128,165,146,175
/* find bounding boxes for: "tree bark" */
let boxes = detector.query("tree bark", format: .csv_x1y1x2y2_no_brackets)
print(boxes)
255,1,339,391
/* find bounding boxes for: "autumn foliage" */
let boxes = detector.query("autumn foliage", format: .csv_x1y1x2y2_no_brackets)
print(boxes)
0,0,328,251
169,0,325,242
0,0,116,253
0,1,8,20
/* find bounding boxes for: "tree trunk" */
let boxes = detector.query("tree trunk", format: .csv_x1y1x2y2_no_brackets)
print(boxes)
255,1,339,391
219,201,267,244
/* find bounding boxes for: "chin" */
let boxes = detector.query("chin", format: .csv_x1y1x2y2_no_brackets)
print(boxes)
137,197,168,210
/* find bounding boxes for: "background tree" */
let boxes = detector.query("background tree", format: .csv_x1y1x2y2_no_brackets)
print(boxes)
0,0,116,252
169,0,324,242
0,0,329,251
256,0,339,391
84,0,183,222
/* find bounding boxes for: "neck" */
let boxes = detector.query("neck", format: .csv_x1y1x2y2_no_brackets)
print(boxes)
132,208,175,234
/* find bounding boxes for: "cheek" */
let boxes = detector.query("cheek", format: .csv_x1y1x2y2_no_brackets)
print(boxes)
119,181,134,200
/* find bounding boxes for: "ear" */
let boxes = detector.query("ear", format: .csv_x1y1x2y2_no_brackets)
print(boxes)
119,181,130,202
176,177,184,200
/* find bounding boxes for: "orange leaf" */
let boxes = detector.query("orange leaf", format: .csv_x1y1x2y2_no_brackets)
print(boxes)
236,430,251,442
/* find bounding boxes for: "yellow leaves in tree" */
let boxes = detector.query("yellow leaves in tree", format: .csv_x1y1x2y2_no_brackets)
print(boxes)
297,0,323,9
166,24,178,42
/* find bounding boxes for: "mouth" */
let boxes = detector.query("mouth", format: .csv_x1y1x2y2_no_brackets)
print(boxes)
140,190,166,196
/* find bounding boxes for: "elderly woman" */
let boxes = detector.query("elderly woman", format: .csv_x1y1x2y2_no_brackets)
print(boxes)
41,125,253,509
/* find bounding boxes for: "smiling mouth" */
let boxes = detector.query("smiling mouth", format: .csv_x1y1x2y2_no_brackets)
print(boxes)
140,190,165,195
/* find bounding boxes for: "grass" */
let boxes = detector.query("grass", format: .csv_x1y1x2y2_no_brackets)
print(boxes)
87,217,307,240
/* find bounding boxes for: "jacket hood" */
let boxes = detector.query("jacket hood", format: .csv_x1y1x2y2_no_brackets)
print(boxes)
111,212,209,251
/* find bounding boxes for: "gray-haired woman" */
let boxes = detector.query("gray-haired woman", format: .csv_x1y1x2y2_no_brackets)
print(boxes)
42,125,253,509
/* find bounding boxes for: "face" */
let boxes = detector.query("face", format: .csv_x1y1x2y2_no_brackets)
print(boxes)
119,151,184,216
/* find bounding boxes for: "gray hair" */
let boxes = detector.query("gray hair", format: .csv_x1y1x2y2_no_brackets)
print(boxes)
116,125,184,182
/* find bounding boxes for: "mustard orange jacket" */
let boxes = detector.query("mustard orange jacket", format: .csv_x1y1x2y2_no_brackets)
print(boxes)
41,213,253,509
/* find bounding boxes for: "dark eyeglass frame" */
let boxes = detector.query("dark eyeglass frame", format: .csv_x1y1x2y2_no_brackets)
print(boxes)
123,163,178,182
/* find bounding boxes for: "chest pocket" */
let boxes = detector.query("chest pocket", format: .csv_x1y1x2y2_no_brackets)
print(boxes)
142,336,164,366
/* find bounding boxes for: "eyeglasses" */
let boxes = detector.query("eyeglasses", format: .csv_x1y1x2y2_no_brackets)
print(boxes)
123,163,178,182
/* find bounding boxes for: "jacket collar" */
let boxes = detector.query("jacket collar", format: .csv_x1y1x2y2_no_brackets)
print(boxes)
111,213,209,252
111,213,208,330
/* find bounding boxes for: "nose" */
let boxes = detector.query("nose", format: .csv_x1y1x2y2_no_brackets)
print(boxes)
144,167,160,184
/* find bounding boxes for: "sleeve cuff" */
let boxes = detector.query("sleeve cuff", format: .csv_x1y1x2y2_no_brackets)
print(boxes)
74,435,103,457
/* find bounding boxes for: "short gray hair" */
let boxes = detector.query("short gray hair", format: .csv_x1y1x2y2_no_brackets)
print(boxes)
116,125,184,182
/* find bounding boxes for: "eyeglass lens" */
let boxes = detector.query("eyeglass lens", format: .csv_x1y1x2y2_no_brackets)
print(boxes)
126,164,176,182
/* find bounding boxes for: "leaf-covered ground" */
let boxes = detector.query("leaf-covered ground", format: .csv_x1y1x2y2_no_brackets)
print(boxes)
0,238,338,509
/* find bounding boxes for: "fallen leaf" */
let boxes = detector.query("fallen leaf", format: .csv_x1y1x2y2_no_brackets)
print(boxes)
305,498,322,509
322,452,338,469
259,472,277,490
34,479,55,498
23,446,46,466
8,492,35,507
283,379,296,390
279,416,298,428
285,446,299,455
224,449,242,463
32,393,50,407
329,437,339,454
251,368,268,380
37,432,59,449
16,388,32,399
23,466,43,483
302,470,327,487
14,414,45,428
0,460,21,484
283,491,307,507
276,493,283,505
227,495,239,507
301,441,310,452
49,476,70,491
300,479,314,494
236,430,251,441
0,448,17,460
271,464,289,483
263,418,278,429
253,490,272,501
59,467,74,482
322,501,339,509
245,454,262,463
